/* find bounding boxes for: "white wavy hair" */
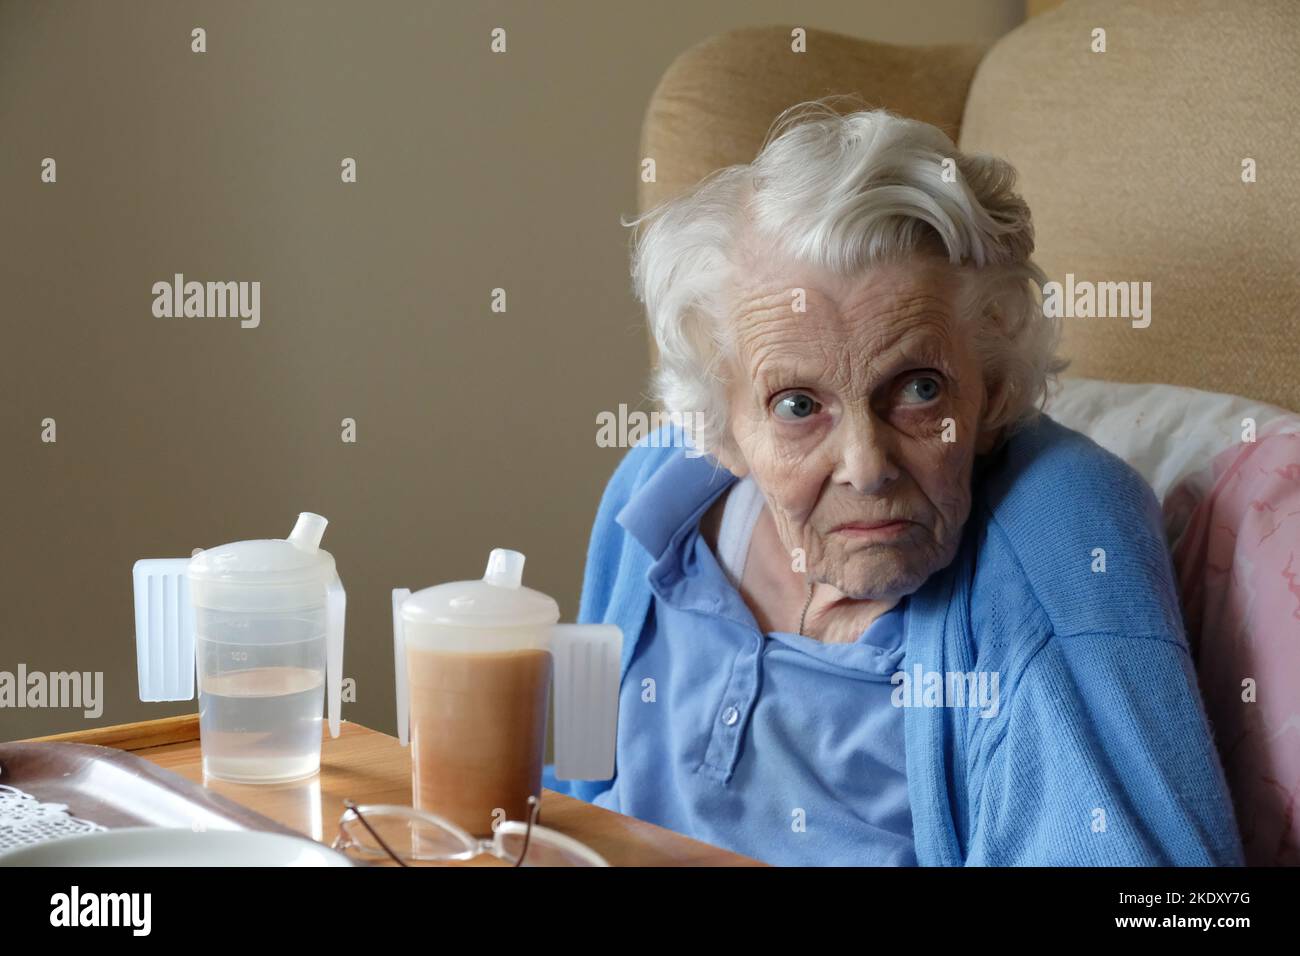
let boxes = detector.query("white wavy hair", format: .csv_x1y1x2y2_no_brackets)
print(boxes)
624,98,1069,460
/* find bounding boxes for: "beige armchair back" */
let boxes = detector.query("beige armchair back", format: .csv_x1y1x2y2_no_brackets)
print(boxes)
638,2,1299,412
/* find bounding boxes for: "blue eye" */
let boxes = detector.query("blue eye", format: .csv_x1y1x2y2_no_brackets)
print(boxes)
772,392,821,420
902,375,942,404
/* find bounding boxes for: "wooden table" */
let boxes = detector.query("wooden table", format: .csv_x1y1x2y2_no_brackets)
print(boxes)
28,715,764,867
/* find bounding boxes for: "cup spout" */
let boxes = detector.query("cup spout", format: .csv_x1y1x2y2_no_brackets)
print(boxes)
483,548,525,588
288,512,329,551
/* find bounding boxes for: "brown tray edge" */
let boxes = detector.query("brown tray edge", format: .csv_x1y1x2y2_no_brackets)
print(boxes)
21,714,201,751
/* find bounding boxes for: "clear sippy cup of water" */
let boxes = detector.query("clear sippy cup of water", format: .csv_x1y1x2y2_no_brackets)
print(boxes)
132,512,346,784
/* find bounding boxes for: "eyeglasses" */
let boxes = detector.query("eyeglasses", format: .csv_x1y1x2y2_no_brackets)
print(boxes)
331,795,610,867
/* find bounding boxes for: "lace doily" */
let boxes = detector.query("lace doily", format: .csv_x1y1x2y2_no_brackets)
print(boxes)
0,784,106,852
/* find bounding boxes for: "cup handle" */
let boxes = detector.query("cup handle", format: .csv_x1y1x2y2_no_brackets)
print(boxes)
132,558,197,703
550,624,622,780
326,574,347,739
392,589,412,747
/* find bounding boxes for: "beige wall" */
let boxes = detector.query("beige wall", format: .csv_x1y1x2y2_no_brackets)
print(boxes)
0,0,1023,740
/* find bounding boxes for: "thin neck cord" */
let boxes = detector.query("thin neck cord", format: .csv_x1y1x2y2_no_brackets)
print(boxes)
797,579,815,637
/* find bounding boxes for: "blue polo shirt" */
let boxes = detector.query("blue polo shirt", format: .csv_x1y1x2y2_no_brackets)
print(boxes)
547,419,1246,866
589,460,916,866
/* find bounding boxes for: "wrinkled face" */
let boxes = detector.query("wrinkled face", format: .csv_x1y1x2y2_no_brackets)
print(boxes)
713,254,996,601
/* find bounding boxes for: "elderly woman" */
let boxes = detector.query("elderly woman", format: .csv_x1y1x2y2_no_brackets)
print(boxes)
543,103,1243,866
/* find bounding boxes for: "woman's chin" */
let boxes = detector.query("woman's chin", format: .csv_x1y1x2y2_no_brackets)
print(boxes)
822,556,930,602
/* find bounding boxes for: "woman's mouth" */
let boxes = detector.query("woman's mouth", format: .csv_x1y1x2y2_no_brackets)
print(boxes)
832,520,913,540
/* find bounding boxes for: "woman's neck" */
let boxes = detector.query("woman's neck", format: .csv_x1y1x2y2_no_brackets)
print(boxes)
702,485,898,644
796,577,900,644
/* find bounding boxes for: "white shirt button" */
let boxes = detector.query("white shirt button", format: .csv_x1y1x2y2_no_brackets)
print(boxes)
721,705,739,726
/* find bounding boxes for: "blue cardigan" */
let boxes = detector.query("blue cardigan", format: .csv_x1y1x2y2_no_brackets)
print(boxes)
544,415,1245,865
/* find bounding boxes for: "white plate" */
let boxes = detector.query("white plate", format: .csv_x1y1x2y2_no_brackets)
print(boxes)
0,827,354,867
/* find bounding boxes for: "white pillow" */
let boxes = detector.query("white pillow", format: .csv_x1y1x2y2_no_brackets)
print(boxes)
1042,377,1297,503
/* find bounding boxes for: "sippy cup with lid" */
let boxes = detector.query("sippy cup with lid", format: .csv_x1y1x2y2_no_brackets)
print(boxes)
393,548,621,836
132,512,346,784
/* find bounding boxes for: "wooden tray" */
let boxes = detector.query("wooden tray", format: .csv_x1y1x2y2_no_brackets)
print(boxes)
0,741,300,835
17,716,768,866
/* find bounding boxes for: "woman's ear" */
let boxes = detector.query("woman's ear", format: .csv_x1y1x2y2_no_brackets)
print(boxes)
974,375,1006,456
708,432,750,478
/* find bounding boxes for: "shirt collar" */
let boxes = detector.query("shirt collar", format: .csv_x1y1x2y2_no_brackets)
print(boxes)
616,446,738,560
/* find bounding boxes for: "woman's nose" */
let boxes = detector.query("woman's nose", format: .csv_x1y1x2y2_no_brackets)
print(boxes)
831,418,901,495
